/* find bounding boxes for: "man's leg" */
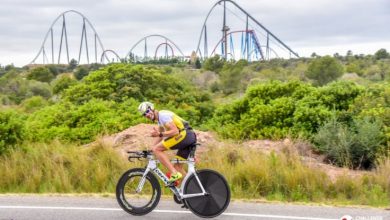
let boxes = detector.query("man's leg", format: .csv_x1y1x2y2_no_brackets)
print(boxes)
151,142,177,174
174,163,186,177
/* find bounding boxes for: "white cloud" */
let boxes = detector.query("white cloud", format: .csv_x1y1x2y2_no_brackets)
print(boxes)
0,0,389,66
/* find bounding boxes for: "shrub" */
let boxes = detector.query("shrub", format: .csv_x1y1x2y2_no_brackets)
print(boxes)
313,115,354,167
305,56,344,86
62,63,213,126
52,75,77,94
73,66,89,80
20,96,48,113
314,115,386,168
27,67,54,82
350,83,390,144
28,80,52,99
350,117,386,169
219,59,248,94
203,55,225,73
25,98,143,143
0,109,25,154
209,80,364,140
209,81,318,139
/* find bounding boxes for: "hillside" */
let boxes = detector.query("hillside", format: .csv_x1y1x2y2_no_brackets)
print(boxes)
0,55,389,206
94,123,368,182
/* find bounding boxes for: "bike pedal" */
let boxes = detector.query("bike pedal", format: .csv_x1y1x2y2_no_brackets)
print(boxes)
181,204,188,209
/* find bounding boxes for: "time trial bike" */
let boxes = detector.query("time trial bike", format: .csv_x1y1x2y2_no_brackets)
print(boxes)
116,143,230,218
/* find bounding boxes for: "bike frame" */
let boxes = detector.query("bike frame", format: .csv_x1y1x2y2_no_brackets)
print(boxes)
136,154,207,200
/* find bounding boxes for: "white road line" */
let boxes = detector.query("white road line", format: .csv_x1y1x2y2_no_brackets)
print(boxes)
0,205,339,220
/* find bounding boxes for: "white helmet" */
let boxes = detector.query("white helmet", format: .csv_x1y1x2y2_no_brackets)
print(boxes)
138,101,154,115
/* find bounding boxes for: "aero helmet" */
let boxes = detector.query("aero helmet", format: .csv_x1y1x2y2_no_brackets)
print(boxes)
138,101,154,115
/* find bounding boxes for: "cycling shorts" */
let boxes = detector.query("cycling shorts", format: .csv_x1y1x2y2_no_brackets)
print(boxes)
162,129,196,159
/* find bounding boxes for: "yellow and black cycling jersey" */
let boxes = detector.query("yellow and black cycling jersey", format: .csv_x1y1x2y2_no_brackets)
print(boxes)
158,110,189,131
158,110,192,150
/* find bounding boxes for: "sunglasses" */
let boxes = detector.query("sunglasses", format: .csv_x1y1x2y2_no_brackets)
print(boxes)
142,109,152,116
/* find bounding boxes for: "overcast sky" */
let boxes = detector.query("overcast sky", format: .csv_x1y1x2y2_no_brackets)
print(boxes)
1,0,390,67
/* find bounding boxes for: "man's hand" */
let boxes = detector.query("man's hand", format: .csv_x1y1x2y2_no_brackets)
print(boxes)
151,127,160,137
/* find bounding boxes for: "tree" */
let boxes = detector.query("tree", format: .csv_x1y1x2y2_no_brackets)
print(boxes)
68,59,78,71
305,56,344,86
374,48,389,60
195,58,201,69
219,59,248,94
203,55,225,73
27,67,54,82
378,60,390,80
74,66,89,80
0,110,25,154
0,65,5,78
52,75,77,94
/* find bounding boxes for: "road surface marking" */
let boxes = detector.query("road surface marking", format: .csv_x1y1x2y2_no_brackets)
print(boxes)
0,205,339,220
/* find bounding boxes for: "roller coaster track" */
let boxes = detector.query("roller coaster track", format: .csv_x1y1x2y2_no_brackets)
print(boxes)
196,0,299,60
30,10,108,65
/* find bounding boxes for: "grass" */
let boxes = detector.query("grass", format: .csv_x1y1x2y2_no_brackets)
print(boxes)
196,143,390,207
0,140,388,207
0,140,128,193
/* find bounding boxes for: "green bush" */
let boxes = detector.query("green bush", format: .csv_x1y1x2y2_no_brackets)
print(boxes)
219,59,248,94
27,67,54,83
0,71,52,104
313,115,354,167
0,109,25,154
350,83,390,140
314,115,386,168
20,96,48,113
203,55,225,73
73,66,89,80
28,80,52,99
25,99,142,143
208,80,363,140
62,63,213,126
305,56,344,86
52,75,77,94
350,117,386,168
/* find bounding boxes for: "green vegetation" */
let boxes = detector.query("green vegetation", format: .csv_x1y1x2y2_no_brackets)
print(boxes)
0,48,389,206
0,109,25,154
24,99,142,143
305,56,344,86
314,115,385,168
207,81,363,139
0,141,127,193
0,141,388,207
203,145,389,206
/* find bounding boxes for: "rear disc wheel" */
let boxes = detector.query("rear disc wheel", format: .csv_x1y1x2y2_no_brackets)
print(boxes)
183,169,230,218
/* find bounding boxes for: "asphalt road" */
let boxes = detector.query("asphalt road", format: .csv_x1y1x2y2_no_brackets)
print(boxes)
0,195,388,220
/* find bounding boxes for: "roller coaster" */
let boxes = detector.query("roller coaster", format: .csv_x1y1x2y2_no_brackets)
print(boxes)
125,34,186,62
196,0,299,61
30,0,299,65
30,10,110,65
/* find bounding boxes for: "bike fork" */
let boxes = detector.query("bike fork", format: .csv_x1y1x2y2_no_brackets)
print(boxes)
136,168,150,193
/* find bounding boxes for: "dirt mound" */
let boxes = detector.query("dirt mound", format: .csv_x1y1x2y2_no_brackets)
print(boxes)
95,123,216,158
94,123,368,181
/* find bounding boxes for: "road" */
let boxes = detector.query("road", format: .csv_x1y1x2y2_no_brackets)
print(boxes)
0,195,388,220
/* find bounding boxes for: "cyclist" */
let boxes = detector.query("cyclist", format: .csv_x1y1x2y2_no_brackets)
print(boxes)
138,101,196,184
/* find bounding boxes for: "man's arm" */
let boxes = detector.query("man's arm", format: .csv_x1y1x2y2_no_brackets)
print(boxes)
151,126,163,145
160,122,179,137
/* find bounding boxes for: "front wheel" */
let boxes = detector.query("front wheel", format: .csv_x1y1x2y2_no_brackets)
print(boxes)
116,168,161,216
183,169,230,218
